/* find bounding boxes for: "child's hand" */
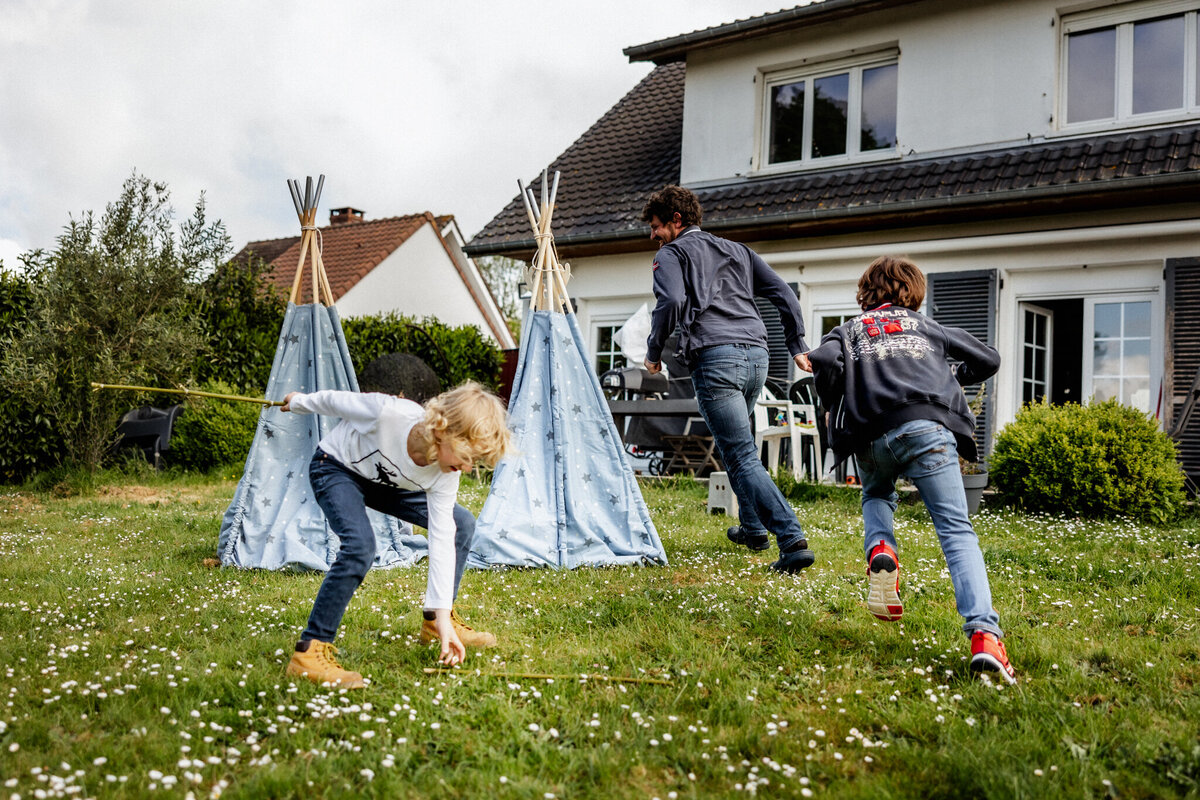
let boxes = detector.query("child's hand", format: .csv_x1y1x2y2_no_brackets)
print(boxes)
435,612,465,666
281,391,300,412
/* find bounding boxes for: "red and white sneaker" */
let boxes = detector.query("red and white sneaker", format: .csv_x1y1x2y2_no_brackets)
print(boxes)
866,539,903,621
969,632,1017,684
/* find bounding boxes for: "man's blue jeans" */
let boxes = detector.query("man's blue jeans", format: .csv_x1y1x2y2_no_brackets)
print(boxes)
690,343,806,550
856,420,1002,638
302,449,476,643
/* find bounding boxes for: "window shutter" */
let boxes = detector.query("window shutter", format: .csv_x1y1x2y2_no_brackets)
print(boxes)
927,269,998,459
755,282,800,384
1165,257,1200,484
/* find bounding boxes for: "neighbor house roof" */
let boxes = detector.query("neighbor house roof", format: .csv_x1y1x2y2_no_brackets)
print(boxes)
623,0,923,65
467,60,1200,259
238,214,431,304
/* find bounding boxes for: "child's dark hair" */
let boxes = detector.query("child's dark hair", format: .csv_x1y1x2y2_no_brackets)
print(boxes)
856,256,926,311
641,185,703,227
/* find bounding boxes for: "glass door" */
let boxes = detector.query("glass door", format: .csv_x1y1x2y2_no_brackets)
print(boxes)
1082,296,1159,415
1019,304,1053,404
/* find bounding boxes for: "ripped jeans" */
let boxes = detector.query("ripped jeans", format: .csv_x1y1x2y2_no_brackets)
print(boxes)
857,419,1002,638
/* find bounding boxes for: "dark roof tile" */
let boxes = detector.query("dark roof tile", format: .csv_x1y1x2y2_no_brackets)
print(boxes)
468,60,1200,256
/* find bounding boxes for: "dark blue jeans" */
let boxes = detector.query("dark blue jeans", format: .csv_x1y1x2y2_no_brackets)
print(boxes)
302,449,477,643
690,343,806,550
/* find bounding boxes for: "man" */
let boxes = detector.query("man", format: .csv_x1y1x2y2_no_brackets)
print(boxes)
641,185,815,573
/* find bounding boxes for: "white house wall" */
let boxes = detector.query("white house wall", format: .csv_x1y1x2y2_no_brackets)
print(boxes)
570,210,1200,433
681,0,1063,186
337,222,495,336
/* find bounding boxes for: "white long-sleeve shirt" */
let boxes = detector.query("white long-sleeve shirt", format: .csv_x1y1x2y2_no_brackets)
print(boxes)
288,390,459,610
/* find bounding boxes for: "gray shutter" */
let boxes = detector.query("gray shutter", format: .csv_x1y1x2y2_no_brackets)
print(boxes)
927,269,998,459
755,282,800,383
1165,257,1200,484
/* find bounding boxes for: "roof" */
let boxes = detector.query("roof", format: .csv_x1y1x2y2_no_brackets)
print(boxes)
467,62,685,259
237,214,430,304
623,0,923,65
467,63,1200,259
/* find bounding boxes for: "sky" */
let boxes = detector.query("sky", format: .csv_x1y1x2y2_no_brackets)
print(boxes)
0,0,792,269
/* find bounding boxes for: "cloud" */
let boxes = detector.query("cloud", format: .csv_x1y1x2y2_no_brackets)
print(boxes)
0,0,779,254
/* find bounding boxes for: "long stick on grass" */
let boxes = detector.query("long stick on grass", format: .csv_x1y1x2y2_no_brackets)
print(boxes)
90,382,284,407
421,668,672,685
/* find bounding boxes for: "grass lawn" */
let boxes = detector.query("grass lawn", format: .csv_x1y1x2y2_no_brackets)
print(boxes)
0,471,1198,799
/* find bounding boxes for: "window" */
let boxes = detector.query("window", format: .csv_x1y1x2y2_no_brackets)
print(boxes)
1062,2,1200,127
594,324,624,375
1083,298,1159,414
764,54,898,167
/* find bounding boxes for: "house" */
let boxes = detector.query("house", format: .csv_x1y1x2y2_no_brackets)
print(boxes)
237,208,516,349
466,0,1200,480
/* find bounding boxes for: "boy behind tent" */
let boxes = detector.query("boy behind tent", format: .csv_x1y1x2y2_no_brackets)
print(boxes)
808,256,1015,683
280,381,511,688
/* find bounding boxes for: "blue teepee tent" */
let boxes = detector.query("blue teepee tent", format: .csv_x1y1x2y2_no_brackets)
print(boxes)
218,176,427,571
468,173,667,569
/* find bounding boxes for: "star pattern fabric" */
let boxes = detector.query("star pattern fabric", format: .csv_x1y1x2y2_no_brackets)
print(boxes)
468,311,667,569
217,302,427,571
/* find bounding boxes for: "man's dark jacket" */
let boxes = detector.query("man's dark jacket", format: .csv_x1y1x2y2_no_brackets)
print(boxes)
645,227,807,365
808,305,1000,464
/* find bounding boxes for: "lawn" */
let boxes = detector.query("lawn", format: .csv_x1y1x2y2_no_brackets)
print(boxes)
0,471,1198,799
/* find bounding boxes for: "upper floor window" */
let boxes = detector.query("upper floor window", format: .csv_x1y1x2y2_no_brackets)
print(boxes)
1062,1,1200,128
763,53,898,168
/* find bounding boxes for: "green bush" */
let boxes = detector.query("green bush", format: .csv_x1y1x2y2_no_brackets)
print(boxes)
169,381,261,471
342,312,503,391
990,400,1187,523
0,268,59,482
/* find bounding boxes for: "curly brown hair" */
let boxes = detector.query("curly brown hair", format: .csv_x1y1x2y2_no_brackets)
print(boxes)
856,256,927,311
641,185,703,227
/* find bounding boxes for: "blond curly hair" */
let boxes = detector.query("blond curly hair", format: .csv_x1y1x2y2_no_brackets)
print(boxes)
412,382,512,469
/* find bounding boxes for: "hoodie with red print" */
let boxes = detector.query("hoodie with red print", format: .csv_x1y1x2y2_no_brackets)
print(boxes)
807,305,1000,465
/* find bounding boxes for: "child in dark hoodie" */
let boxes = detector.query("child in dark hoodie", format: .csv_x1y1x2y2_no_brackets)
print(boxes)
808,256,1015,683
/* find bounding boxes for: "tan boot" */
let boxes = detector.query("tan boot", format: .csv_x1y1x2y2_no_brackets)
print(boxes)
286,640,365,689
419,608,498,649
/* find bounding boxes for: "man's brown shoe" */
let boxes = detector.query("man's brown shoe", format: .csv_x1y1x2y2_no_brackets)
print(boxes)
286,640,365,689
419,608,498,649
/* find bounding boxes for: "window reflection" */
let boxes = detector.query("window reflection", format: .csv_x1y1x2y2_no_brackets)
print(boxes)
770,82,805,164
1133,15,1184,114
1068,27,1116,122
813,74,849,158
861,64,897,151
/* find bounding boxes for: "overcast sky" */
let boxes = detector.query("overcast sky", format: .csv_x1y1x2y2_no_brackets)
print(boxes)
0,1,790,269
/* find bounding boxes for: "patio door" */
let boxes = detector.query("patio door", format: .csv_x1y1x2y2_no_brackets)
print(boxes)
1019,303,1053,405
1082,296,1160,415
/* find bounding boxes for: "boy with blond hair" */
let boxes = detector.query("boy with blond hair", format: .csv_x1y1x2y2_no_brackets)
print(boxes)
280,381,511,688
808,256,1015,683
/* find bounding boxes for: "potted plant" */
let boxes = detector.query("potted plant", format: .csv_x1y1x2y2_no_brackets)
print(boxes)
959,385,988,514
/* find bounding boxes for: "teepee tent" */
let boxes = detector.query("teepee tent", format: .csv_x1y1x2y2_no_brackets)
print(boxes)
218,176,427,571
468,172,667,569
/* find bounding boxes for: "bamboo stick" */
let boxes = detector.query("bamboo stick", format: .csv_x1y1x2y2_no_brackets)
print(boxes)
90,382,284,407
421,668,672,686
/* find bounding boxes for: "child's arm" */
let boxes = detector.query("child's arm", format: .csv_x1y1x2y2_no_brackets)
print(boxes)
281,390,386,422
423,483,464,664
943,326,1001,385
807,333,846,410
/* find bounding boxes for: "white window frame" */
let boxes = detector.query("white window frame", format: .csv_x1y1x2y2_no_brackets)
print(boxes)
1080,292,1162,416
592,319,628,375
1058,0,1200,134
757,49,900,175
1018,303,1055,406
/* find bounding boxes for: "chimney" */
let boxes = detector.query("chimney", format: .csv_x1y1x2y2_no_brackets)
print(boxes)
330,207,365,225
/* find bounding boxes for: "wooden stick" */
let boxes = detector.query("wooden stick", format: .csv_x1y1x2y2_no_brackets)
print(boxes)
90,382,284,407
421,668,672,685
